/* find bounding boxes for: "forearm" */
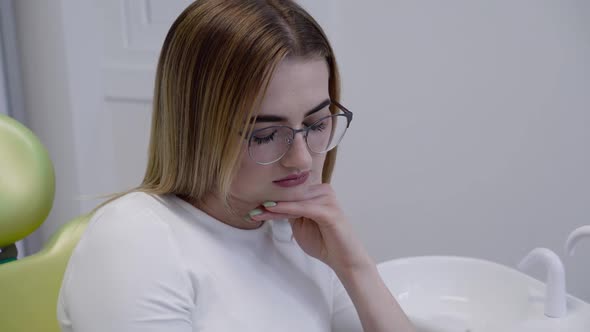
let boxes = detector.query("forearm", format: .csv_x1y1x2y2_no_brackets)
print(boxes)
335,260,415,332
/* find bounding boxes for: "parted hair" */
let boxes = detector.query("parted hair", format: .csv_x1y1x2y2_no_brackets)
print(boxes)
92,0,340,214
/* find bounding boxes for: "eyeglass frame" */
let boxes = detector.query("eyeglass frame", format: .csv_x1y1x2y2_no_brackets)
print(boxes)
245,101,353,165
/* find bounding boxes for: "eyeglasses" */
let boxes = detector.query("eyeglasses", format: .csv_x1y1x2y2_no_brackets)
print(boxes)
247,101,353,165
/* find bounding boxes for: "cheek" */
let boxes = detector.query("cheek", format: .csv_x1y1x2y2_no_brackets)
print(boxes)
311,154,326,183
230,147,269,197
234,149,258,182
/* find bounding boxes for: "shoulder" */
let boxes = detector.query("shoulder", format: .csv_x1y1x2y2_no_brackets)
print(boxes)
85,191,170,238
68,191,187,273
62,190,194,298
59,192,195,328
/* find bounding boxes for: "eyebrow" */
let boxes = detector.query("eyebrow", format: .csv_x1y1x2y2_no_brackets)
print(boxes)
253,99,331,123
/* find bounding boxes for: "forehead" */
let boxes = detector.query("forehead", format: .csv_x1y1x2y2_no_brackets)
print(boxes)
258,57,330,117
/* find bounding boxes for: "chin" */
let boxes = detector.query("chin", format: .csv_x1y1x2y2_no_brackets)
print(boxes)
268,185,308,200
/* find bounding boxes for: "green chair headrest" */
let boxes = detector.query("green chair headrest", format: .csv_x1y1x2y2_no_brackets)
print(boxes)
0,114,55,247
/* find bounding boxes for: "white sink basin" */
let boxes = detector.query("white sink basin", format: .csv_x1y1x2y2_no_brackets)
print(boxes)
377,256,590,332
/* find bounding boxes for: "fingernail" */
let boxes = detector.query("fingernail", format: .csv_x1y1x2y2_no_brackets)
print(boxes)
248,209,263,217
262,201,277,207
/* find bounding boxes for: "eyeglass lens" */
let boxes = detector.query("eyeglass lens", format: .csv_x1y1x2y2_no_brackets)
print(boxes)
249,108,348,164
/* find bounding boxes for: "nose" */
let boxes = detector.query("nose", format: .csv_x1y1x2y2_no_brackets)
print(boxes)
279,130,312,171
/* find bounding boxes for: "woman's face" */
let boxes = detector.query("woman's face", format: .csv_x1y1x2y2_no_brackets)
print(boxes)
231,56,330,205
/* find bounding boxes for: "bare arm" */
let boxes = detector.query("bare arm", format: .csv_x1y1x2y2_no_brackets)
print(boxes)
334,258,415,332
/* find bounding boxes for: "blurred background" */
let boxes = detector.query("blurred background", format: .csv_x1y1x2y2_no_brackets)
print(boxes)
1,0,589,301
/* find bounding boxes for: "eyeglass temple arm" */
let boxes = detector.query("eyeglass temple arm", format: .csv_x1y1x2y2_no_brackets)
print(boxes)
332,101,353,127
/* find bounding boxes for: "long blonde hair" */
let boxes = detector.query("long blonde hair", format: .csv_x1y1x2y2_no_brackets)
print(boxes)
93,0,341,214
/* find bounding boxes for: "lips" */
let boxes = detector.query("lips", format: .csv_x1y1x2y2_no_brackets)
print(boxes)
273,171,310,187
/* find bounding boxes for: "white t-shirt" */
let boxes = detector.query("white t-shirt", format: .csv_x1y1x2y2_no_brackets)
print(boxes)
57,192,363,331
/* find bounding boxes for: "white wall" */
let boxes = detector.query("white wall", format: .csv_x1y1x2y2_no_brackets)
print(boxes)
13,0,589,301
327,1,590,301
13,0,83,254
0,0,25,124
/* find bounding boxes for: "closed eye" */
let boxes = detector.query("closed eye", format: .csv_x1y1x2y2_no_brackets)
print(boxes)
309,121,327,132
252,130,277,144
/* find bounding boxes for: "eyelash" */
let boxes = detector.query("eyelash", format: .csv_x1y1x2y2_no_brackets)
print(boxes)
253,130,277,145
252,121,327,145
310,121,326,132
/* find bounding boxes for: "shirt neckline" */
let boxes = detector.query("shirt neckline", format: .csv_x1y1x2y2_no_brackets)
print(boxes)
165,193,274,238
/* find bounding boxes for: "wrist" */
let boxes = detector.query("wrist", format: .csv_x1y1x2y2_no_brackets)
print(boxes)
333,253,377,280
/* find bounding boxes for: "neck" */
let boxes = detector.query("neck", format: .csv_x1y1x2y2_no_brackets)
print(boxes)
182,193,265,230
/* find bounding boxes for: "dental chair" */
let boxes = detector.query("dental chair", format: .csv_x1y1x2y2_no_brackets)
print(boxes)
0,114,91,332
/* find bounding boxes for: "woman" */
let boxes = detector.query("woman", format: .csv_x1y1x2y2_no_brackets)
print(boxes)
57,1,415,331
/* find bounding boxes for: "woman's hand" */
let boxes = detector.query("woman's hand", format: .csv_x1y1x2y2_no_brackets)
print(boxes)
250,184,416,332
249,184,373,274
251,184,415,332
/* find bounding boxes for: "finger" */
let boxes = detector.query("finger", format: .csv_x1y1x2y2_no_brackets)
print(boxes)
250,211,300,221
288,183,333,202
264,201,332,225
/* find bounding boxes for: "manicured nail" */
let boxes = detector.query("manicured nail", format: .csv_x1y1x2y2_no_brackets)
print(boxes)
262,201,277,207
248,209,263,217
